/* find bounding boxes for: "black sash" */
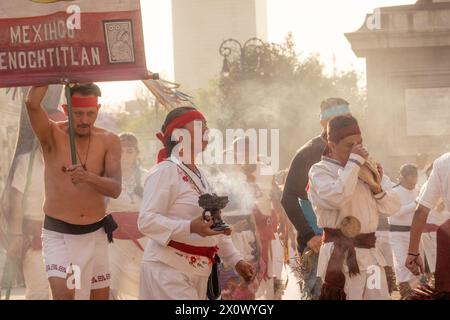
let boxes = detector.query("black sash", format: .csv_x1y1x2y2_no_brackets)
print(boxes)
207,255,221,300
44,215,118,243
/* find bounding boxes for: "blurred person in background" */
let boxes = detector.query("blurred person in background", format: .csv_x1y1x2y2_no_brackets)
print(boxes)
389,164,421,299
5,110,66,300
418,163,450,285
108,133,148,300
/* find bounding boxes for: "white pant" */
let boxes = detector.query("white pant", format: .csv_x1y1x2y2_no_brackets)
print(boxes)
344,266,390,300
22,249,50,300
375,231,394,267
42,228,110,300
271,234,284,280
139,260,208,300
389,231,421,285
421,232,437,273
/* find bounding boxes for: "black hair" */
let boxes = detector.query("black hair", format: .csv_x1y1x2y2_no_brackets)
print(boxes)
399,164,418,178
161,106,197,157
69,83,102,97
118,132,143,197
327,114,359,142
119,132,139,150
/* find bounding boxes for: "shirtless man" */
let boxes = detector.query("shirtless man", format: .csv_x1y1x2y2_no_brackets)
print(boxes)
25,84,121,300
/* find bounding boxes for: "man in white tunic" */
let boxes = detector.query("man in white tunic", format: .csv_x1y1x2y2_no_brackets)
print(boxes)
420,203,449,275
388,164,421,299
416,163,450,277
108,133,148,300
8,147,49,299
138,107,255,300
407,152,450,297
308,115,400,300
213,138,280,300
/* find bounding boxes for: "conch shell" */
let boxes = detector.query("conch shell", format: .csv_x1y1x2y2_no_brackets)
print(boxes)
358,158,382,190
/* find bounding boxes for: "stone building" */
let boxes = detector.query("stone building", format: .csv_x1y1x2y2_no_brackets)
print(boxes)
346,0,450,174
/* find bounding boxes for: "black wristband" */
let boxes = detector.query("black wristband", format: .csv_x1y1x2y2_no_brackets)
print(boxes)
408,252,420,257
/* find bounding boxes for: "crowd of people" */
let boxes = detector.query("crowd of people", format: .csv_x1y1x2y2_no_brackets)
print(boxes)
0,83,449,300
283,99,450,300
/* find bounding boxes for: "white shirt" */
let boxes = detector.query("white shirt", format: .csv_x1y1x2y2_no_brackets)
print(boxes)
11,150,45,221
107,167,149,300
138,155,243,277
418,152,450,212
308,153,401,277
108,167,148,213
388,185,419,227
418,180,450,226
427,207,450,226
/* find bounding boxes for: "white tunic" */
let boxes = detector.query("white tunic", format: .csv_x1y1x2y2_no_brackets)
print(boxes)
419,180,450,225
388,186,419,227
416,153,450,278
11,151,45,221
308,154,401,280
418,152,450,211
138,155,243,278
418,178,450,274
11,150,49,299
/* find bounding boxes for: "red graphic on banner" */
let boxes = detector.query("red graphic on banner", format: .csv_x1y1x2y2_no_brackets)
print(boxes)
0,1,148,87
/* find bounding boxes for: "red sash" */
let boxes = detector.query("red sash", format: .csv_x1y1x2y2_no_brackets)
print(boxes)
436,219,450,293
253,207,276,280
168,240,218,263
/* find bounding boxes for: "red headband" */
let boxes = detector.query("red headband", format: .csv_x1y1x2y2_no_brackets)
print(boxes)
323,123,361,156
156,110,206,163
62,96,99,109
328,123,361,143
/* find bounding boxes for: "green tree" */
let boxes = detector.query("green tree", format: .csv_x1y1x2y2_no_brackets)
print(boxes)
196,33,367,169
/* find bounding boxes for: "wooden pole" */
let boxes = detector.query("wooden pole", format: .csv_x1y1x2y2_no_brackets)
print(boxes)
65,85,77,165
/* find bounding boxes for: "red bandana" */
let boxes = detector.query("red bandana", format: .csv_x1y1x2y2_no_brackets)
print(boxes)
62,96,99,109
323,123,361,156
327,124,361,143
156,110,206,163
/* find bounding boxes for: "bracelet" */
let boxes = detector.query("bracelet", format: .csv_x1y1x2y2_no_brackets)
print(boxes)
408,252,420,257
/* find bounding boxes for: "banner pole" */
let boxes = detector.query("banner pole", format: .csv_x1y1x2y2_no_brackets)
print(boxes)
65,85,77,165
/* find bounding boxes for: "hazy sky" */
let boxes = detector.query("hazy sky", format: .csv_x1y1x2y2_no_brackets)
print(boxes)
99,0,416,108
